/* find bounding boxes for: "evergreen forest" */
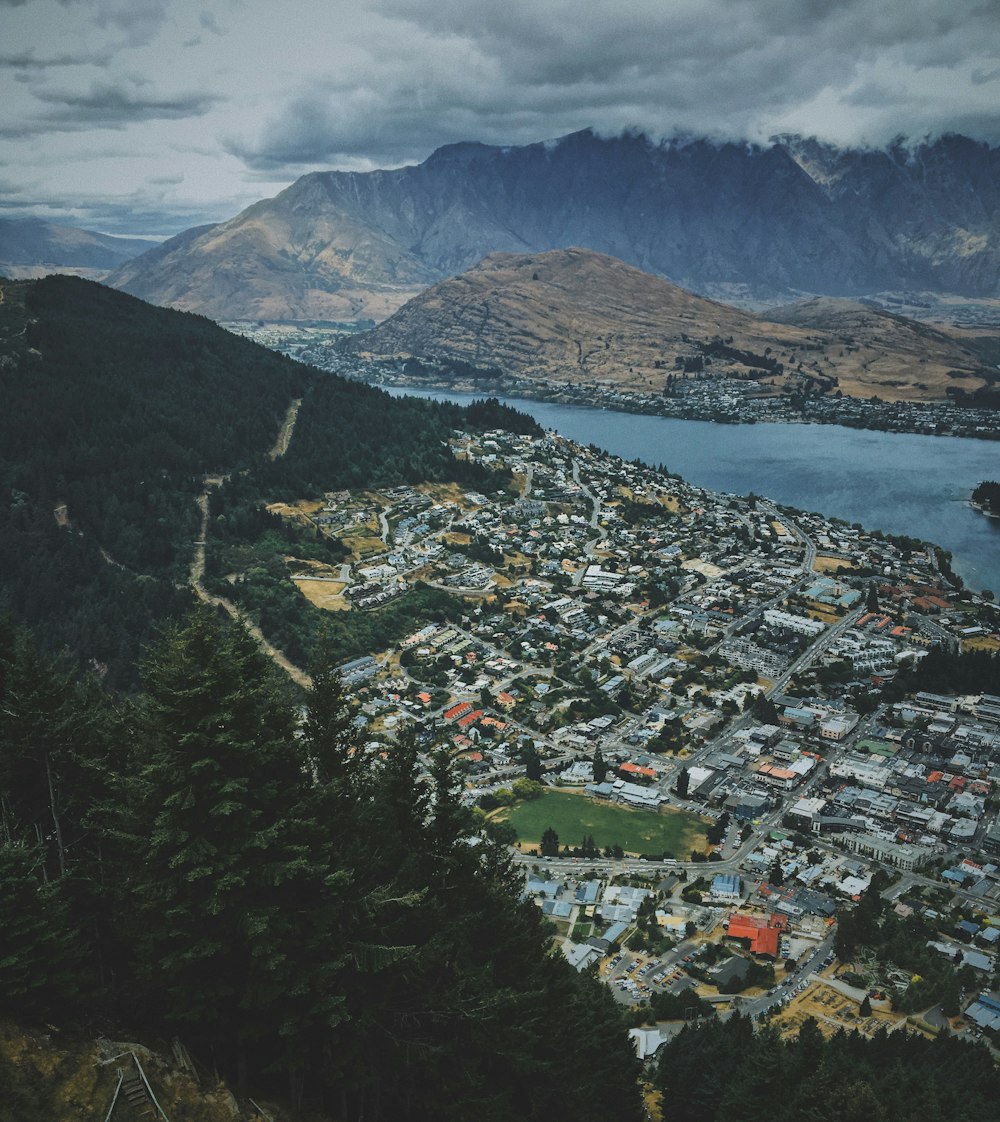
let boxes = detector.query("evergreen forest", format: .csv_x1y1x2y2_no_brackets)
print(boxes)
656,1012,1000,1122
0,610,643,1121
1,275,998,1121
971,480,1000,516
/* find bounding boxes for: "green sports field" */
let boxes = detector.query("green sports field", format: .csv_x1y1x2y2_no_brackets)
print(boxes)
495,789,708,856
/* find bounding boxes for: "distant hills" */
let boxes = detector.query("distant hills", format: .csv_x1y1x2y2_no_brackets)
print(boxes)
340,248,995,404
0,216,157,277
108,129,1000,322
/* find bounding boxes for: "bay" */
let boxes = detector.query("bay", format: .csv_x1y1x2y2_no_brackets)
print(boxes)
386,386,1000,595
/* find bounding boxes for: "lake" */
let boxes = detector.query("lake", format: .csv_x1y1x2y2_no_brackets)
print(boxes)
386,386,1000,594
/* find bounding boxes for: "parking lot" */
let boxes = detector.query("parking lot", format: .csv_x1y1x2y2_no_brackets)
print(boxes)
601,940,713,1005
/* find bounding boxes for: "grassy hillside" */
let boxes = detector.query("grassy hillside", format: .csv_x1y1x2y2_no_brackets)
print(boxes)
342,248,994,404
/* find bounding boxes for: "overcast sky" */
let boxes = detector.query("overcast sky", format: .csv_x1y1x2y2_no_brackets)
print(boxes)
2,0,1000,236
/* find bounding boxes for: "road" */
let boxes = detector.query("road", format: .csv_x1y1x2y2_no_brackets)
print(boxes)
740,931,837,1019
572,458,608,573
762,502,817,574
766,604,866,698
520,462,534,499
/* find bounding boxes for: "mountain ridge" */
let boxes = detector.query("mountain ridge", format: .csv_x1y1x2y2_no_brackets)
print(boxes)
108,129,1000,322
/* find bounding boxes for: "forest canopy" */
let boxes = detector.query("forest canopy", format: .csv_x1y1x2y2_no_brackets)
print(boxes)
0,610,642,1121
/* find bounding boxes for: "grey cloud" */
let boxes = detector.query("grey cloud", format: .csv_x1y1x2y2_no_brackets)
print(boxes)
29,78,223,129
228,0,1000,174
93,0,171,48
199,11,226,35
0,47,114,69
971,66,1000,85
0,182,241,237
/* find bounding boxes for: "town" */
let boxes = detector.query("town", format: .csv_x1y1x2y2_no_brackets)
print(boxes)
264,421,1000,1061
223,322,1000,441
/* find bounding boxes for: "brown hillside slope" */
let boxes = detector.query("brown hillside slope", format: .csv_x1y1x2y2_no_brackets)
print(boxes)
108,175,432,323
342,249,992,403
764,296,996,400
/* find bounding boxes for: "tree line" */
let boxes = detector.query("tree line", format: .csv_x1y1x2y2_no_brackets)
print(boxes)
656,1012,999,1122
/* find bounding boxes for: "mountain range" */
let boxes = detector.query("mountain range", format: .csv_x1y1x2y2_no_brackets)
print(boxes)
0,216,158,277
108,129,1000,323
340,248,995,403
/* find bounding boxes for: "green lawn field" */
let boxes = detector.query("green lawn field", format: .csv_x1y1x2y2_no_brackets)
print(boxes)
496,789,708,856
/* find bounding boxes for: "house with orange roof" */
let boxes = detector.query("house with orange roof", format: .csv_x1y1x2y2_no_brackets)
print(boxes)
619,762,657,784
443,701,473,723
457,709,484,729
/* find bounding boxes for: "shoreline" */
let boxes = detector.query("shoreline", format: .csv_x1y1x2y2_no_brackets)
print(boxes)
340,367,1000,443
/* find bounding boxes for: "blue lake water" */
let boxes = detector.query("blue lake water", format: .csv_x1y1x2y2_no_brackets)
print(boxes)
386,386,1000,594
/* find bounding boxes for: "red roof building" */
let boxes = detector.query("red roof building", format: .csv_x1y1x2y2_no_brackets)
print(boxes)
456,709,484,729
726,913,784,958
443,702,473,723
619,762,657,781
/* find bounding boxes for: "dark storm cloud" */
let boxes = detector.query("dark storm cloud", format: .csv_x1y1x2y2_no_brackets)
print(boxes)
0,47,114,69
3,79,223,137
228,0,1000,173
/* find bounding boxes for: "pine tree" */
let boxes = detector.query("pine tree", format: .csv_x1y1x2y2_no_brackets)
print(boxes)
301,626,361,786
593,747,608,783
522,740,543,781
0,620,104,878
0,842,85,1019
123,608,314,1076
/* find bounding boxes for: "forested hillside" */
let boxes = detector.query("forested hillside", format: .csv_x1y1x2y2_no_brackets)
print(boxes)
0,276,539,685
0,611,643,1121
656,1013,1000,1122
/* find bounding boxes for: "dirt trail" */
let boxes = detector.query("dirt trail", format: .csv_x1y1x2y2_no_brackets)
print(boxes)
187,399,313,690
189,483,312,689
269,398,302,460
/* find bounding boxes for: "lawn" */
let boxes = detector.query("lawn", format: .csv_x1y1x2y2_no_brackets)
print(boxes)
496,789,708,857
